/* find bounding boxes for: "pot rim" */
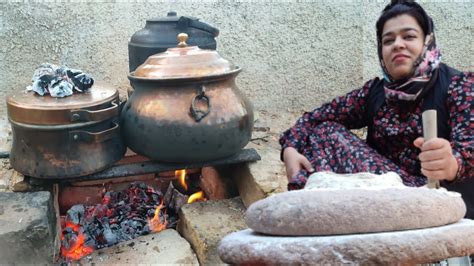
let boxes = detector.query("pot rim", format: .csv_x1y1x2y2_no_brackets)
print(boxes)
128,66,242,84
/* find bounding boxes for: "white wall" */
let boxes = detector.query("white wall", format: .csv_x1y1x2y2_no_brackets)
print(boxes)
1,1,472,116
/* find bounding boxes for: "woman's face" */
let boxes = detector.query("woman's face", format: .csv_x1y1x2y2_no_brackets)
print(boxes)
381,14,425,81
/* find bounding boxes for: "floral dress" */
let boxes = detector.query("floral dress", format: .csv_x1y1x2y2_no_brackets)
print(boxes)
279,72,473,190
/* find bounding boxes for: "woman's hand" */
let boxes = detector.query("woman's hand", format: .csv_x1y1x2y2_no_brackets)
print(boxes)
282,147,314,181
413,137,459,182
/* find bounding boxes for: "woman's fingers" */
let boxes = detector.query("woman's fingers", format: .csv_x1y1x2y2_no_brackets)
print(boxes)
282,147,314,180
300,156,315,173
285,161,301,180
418,138,452,162
420,158,448,171
421,166,455,181
415,137,458,181
413,137,424,148
283,148,302,180
420,138,448,151
418,146,449,161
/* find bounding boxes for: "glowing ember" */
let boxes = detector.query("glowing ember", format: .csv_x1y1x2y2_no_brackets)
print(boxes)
176,169,188,191
60,182,171,262
148,202,168,232
188,191,206,204
60,221,94,261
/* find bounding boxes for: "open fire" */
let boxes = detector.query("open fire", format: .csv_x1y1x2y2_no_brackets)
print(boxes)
148,201,167,232
60,182,169,261
176,169,207,204
60,169,208,262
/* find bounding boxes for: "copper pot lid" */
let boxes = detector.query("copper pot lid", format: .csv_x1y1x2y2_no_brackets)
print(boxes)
132,33,239,80
7,83,119,125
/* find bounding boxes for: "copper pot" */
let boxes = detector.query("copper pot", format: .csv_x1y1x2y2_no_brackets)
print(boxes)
121,33,254,162
6,84,126,179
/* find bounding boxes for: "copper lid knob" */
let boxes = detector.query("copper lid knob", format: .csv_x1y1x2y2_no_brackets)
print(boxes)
177,33,188,48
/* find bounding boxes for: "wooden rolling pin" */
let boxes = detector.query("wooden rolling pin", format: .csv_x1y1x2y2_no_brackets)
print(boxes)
422,110,440,189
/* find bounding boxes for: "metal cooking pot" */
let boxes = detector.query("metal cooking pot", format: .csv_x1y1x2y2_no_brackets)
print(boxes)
128,11,219,72
7,84,126,179
121,33,254,162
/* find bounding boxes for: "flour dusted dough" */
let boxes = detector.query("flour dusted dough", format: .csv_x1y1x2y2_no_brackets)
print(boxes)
304,171,405,190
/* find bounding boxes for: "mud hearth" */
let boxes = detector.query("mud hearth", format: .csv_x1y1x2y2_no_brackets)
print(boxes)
53,148,259,263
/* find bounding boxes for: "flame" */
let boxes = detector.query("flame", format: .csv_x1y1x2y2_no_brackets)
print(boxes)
60,221,94,261
187,191,206,204
175,169,187,191
175,169,207,204
148,202,167,232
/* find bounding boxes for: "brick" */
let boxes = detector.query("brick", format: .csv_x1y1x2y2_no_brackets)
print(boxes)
58,178,173,214
200,166,238,200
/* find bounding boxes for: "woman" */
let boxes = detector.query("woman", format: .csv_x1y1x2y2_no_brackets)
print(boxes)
280,0,473,217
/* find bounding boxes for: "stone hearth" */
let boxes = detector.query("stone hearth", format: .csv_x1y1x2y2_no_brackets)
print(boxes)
0,110,290,264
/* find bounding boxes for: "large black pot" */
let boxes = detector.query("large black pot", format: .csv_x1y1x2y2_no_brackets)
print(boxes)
128,11,219,72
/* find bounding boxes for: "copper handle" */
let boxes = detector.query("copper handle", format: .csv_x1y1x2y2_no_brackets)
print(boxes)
69,122,119,143
190,85,210,122
70,101,119,122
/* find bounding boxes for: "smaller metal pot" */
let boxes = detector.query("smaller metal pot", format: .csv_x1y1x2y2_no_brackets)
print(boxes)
7,84,126,179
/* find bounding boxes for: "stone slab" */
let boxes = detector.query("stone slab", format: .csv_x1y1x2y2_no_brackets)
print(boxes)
0,191,56,264
225,110,297,209
0,117,11,155
79,229,198,264
232,140,288,208
177,197,247,265
218,219,474,265
0,179,6,191
246,187,466,236
0,158,26,192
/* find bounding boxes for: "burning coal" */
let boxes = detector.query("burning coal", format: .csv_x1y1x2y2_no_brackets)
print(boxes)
60,182,170,261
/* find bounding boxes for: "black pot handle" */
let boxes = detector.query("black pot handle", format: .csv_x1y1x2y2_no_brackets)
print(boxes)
190,85,210,122
178,16,219,37
69,122,119,143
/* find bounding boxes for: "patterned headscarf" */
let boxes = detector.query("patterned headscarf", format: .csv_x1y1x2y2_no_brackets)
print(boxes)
377,2,441,103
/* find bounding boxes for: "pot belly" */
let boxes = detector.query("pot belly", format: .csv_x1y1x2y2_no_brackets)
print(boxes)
9,119,126,179
122,110,253,162
121,84,253,162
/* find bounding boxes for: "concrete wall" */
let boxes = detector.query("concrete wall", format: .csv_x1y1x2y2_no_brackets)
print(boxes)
1,1,472,117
